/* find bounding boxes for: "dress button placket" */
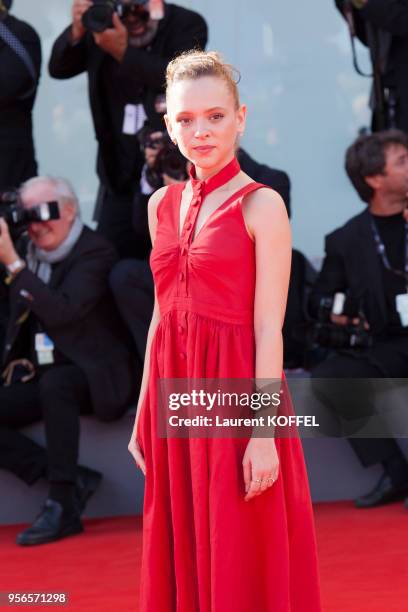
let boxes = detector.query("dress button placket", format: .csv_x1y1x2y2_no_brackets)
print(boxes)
179,182,203,299
175,160,241,370
179,236,188,297
178,182,203,363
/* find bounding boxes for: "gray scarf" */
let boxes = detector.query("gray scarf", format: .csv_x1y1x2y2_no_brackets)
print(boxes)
26,217,83,284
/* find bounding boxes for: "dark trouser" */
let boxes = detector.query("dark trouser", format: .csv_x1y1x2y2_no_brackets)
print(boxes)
0,365,92,486
95,184,151,260
109,259,154,374
311,347,408,478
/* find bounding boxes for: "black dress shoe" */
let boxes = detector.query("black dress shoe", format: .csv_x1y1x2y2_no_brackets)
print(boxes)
16,499,83,546
76,466,102,514
354,473,408,508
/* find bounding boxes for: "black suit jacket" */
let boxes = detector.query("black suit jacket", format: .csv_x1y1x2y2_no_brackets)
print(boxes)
335,0,408,131
0,14,41,189
48,3,208,193
237,148,291,217
2,227,137,418
309,208,392,336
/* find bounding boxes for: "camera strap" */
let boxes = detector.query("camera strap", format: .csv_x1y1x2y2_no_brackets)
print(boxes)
0,21,38,99
342,1,372,78
370,215,408,288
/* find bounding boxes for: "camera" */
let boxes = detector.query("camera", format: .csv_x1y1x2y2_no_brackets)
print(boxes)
299,294,373,350
146,143,188,190
0,190,60,240
82,0,149,33
137,126,188,190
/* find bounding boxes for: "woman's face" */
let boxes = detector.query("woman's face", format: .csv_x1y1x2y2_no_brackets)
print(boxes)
165,76,246,172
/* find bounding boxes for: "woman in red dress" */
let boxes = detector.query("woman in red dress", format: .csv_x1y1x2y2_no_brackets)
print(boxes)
128,50,321,612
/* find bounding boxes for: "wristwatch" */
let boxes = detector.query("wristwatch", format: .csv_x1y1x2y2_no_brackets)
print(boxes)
5,258,26,283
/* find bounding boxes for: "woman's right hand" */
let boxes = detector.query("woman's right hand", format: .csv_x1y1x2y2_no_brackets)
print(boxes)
128,435,146,476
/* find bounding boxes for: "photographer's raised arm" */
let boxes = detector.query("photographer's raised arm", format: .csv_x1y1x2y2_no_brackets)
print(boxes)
360,0,408,37
49,0,95,80
49,25,89,79
118,12,208,90
334,0,369,45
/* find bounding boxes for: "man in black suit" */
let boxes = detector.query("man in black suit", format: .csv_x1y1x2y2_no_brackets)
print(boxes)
0,176,137,545
335,0,408,131
310,130,408,508
0,0,41,191
48,0,207,259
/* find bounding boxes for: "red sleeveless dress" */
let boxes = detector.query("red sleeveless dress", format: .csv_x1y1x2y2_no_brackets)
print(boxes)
136,159,321,612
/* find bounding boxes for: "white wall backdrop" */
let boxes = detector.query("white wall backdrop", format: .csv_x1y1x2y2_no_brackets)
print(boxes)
12,0,372,260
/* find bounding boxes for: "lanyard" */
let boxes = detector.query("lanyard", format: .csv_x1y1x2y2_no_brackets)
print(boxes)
370,216,408,290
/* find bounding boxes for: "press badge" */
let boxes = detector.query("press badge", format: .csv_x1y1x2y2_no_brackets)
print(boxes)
35,333,55,365
122,103,147,135
396,293,408,327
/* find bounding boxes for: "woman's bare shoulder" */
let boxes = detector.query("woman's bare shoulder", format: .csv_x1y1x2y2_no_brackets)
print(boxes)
148,185,171,212
242,184,288,228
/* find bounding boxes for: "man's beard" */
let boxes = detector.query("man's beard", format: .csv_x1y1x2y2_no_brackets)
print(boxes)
128,19,159,48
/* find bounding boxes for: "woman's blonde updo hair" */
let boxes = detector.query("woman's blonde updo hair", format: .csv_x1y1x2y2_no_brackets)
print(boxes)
165,50,240,110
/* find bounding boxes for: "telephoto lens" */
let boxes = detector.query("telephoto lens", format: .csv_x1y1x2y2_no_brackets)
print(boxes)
82,0,116,33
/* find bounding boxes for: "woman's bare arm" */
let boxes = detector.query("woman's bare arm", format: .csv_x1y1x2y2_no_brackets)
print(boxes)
241,187,292,500
250,188,291,380
128,185,168,472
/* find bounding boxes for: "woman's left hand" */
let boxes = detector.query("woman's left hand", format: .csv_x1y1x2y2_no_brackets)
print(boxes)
242,437,279,501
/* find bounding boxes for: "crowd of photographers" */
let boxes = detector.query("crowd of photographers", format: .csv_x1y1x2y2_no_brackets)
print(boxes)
1,0,408,546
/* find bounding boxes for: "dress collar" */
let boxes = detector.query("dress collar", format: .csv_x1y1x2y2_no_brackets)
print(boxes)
188,157,241,197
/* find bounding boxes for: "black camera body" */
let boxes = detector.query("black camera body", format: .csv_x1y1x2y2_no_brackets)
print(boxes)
309,294,372,350
0,190,60,240
137,126,188,190
147,144,188,190
82,0,149,33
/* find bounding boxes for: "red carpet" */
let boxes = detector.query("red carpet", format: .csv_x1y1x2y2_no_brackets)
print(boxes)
0,502,407,611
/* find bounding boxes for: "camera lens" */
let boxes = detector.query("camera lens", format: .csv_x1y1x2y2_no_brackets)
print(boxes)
82,0,116,33
145,137,164,150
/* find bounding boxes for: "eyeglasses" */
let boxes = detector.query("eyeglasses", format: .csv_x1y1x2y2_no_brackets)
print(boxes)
145,136,167,150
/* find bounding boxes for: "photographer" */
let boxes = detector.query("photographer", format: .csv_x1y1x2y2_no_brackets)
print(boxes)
48,0,207,259
0,176,137,546
335,0,408,131
310,130,408,508
0,0,41,190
